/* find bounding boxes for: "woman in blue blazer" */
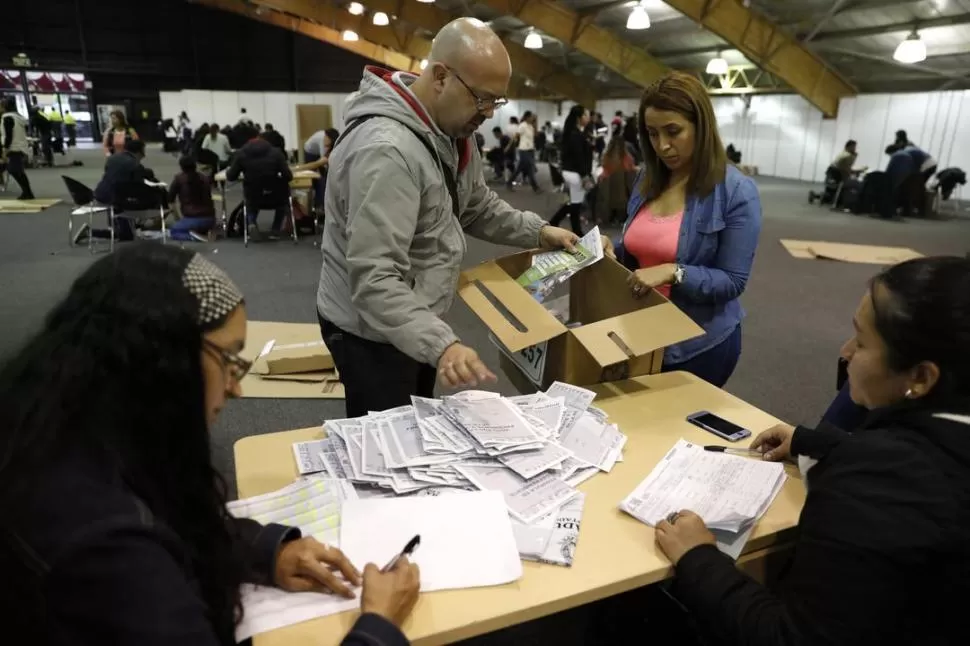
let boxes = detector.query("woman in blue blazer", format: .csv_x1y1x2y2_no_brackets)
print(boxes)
611,72,762,387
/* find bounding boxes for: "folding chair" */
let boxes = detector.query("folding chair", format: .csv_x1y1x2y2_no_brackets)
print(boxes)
241,182,298,247
63,176,110,252
107,183,168,252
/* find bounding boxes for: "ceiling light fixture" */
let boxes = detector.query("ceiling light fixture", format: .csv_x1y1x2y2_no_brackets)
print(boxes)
347,3,364,16
416,0,436,3
706,52,729,75
524,30,543,49
342,30,359,41
372,11,389,25
626,1,651,30
893,30,926,64
420,59,428,70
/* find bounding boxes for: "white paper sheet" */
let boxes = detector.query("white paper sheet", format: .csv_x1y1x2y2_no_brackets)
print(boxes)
456,464,579,524
236,585,357,642
499,442,573,479
230,478,360,641
619,439,786,557
545,381,597,412
339,491,523,591
292,439,328,475
523,493,586,567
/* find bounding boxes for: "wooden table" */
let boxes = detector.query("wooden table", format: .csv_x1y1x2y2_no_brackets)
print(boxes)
234,371,806,646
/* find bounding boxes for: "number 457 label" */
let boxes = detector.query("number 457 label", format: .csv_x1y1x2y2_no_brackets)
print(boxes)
489,334,548,386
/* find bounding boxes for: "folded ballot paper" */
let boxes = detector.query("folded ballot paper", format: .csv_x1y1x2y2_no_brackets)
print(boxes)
291,381,625,565
227,478,360,641
619,439,786,559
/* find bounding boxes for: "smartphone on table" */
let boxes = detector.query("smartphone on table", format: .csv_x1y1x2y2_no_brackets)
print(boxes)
687,410,751,442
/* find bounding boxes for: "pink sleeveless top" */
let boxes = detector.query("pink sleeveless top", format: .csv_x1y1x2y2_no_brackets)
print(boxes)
623,206,683,298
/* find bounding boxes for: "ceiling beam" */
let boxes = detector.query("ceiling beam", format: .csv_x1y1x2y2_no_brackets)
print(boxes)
801,0,852,43
653,5,970,59
822,46,968,81
575,0,631,18
477,0,669,92
811,12,970,41
659,0,856,116
193,0,423,74
353,0,599,106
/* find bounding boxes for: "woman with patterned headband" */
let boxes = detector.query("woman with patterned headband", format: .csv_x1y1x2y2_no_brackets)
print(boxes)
0,244,419,646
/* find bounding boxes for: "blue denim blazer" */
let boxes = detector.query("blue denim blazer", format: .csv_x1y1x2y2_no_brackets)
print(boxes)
617,165,762,365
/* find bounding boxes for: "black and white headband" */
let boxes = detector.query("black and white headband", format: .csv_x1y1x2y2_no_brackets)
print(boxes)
182,254,244,326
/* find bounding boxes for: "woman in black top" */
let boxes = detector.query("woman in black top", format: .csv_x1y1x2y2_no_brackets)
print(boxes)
655,256,970,645
550,104,593,234
0,244,419,646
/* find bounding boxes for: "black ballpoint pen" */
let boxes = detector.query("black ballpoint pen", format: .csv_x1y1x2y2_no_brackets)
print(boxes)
704,445,763,456
382,534,421,573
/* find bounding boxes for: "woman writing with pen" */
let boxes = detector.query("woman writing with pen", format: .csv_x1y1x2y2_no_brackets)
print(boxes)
0,245,420,646
653,256,970,645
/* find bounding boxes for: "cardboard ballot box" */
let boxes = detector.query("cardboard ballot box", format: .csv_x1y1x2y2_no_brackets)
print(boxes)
458,251,703,391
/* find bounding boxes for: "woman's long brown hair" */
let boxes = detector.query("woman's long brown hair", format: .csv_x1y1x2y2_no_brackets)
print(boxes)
636,71,727,203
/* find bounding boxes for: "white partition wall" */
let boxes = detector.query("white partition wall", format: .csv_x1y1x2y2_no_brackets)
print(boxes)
596,90,969,182
160,87,969,177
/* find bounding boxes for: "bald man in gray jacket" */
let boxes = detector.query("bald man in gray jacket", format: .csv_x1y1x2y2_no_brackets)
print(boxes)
317,18,579,417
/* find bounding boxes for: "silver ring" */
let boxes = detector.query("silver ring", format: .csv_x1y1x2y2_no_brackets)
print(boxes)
666,511,680,525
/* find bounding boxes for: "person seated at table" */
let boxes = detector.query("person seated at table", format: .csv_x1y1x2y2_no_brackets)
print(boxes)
225,130,292,239
261,123,286,154
0,244,421,645
75,139,167,244
168,155,217,242
654,255,970,646
201,123,232,171
610,71,762,388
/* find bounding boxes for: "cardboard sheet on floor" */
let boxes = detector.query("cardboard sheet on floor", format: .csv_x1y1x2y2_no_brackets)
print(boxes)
0,198,61,214
241,321,344,399
780,239,923,264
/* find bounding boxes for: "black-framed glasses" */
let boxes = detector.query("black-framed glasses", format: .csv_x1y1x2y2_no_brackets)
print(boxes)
451,71,508,112
203,340,252,382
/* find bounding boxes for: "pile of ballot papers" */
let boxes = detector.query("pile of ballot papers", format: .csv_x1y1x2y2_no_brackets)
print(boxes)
618,439,787,559
292,381,626,566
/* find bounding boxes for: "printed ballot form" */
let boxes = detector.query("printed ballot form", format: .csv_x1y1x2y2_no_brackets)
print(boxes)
340,491,523,591
227,478,359,641
620,439,786,559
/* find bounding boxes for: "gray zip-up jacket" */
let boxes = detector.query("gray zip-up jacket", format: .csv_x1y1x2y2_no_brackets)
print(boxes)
317,66,546,366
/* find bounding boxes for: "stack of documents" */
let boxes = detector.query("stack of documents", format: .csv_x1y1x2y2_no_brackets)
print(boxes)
618,439,786,559
227,478,359,641
291,381,626,565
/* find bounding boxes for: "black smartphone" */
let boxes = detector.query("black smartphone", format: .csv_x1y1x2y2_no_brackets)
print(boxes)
687,410,752,442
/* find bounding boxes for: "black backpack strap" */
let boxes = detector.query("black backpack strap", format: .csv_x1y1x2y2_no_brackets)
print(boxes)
335,115,459,218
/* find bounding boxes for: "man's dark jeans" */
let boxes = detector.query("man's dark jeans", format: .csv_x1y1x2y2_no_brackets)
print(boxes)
318,315,436,418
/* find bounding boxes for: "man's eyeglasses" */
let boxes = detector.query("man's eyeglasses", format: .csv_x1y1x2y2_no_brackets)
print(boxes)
204,340,252,382
451,71,508,112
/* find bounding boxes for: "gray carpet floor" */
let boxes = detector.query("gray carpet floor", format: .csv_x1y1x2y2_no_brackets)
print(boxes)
2,146,968,498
